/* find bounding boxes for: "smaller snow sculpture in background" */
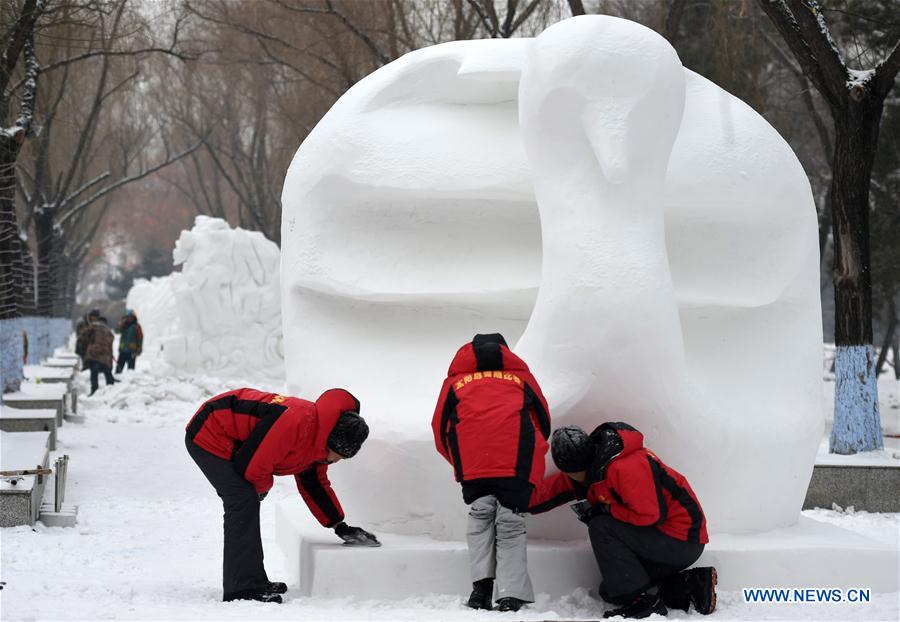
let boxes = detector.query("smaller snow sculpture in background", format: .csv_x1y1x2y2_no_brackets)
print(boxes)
127,216,284,379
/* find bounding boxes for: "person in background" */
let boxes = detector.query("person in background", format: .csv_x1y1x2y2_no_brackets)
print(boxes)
75,308,100,365
529,423,716,620
432,333,551,612
185,387,378,604
115,309,143,373
84,316,116,396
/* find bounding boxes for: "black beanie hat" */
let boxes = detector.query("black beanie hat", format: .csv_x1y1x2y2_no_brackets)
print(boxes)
551,426,594,472
327,411,369,458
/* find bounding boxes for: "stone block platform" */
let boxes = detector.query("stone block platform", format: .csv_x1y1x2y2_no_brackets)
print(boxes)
804,438,900,512
41,357,79,370
0,406,58,450
24,364,74,385
3,383,72,426
0,431,51,527
275,497,899,599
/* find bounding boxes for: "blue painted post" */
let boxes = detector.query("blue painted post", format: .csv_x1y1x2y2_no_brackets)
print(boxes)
830,345,883,454
1,317,25,393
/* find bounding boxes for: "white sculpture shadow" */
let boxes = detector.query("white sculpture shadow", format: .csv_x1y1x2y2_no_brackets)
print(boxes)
280,16,822,540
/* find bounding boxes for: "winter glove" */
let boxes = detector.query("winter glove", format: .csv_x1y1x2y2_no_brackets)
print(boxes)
333,522,381,546
570,499,609,524
258,491,268,502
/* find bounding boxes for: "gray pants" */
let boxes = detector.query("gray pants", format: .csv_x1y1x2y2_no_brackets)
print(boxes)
467,495,534,602
185,435,269,597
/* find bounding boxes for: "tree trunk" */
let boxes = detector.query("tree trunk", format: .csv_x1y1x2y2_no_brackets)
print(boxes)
0,136,23,320
33,206,62,317
875,313,897,377
829,98,884,454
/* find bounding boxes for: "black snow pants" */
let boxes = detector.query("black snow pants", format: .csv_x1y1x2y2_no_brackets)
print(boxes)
116,351,136,373
185,435,269,597
88,361,115,395
588,514,703,603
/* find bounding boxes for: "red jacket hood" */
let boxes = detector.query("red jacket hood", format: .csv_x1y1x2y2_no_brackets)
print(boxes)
447,337,530,376
313,388,360,452
614,426,644,456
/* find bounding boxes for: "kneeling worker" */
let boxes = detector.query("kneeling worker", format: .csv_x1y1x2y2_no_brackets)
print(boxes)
186,387,378,603
530,423,716,619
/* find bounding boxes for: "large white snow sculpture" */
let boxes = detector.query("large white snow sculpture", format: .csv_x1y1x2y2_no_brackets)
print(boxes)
280,16,822,540
515,17,822,536
127,216,284,379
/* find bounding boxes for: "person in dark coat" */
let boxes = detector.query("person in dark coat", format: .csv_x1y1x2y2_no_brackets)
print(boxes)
83,316,116,396
75,308,100,364
432,333,551,612
115,309,143,373
185,387,377,603
530,423,716,619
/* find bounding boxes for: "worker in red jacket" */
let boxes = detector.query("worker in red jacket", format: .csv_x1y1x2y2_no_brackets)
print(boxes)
185,387,376,603
432,333,551,612
530,423,716,620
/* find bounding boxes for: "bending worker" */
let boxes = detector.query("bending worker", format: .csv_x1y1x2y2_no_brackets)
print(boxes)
185,387,377,603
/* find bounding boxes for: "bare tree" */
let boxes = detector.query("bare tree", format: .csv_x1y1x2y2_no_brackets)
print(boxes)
1,0,45,321
12,0,198,316
758,0,900,454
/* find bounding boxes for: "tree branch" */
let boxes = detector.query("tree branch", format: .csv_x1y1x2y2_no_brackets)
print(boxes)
465,0,497,37
873,37,900,98
664,0,687,44
61,171,112,208
271,0,392,65
761,29,833,158
509,0,544,36
57,139,204,228
567,0,585,16
757,0,846,109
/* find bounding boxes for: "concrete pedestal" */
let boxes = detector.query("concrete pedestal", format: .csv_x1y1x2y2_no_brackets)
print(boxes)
23,365,74,385
3,383,72,426
0,406,58,450
275,497,899,599
0,431,51,527
39,502,78,528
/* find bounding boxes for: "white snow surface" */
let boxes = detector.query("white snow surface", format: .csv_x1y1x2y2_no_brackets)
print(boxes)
127,216,284,379
1,360,897,621
280,15,822,540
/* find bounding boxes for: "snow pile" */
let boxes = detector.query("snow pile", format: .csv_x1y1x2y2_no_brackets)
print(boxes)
281,15,822,540
127,216,284,379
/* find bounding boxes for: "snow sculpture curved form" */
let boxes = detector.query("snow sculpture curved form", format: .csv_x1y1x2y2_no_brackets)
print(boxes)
281,16,822,539
128,216,284,378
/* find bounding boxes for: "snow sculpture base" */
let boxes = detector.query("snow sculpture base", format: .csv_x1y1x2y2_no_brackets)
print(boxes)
276,498,899,597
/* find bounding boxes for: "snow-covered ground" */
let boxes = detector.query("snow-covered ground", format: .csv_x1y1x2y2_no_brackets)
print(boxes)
2,360,898,621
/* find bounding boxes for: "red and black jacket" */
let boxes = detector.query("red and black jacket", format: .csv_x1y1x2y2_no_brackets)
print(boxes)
431,337,551,492
186,387,359,528
530,423,708,544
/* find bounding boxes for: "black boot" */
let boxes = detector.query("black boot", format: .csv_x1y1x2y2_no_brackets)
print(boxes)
684,566,717,614
657,574,691,613
466,578,493,610
497,597,527,612
602,591,666,619
223,589,282,603
267,581,288,594
599,581,631,605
